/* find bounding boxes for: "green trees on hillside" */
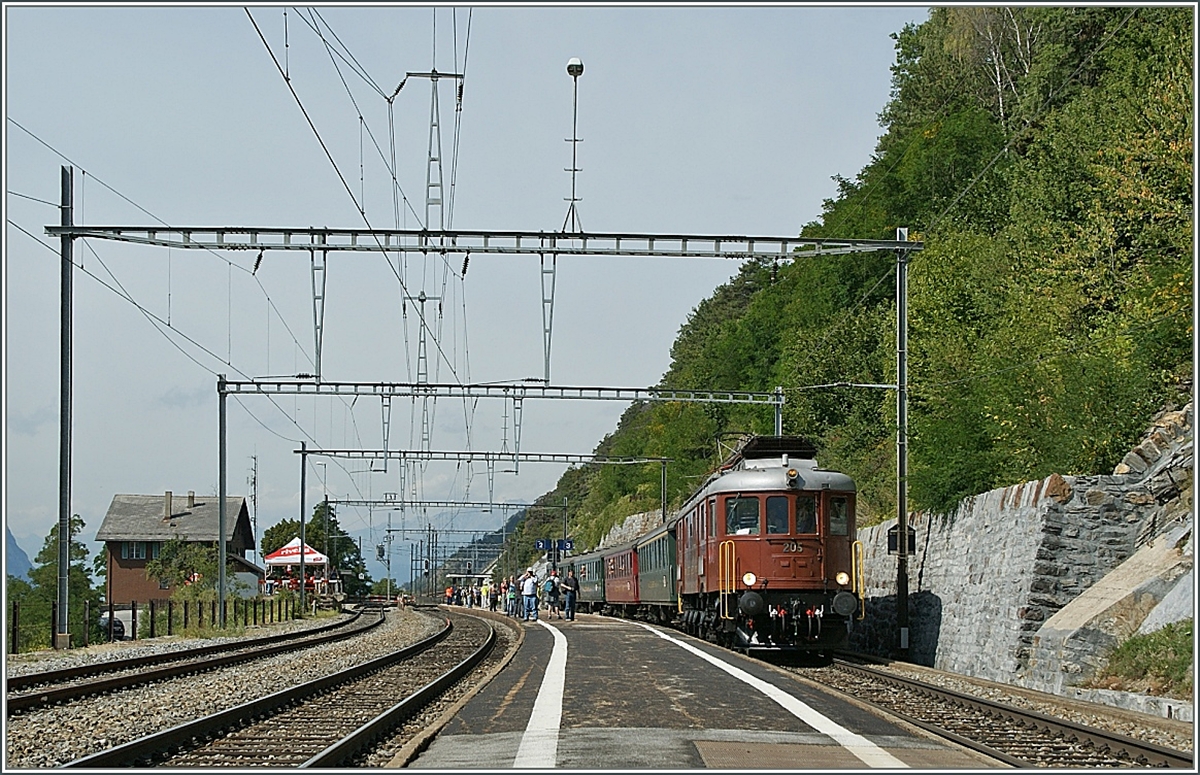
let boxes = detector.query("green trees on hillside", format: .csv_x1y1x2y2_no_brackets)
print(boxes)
530,7,1192,546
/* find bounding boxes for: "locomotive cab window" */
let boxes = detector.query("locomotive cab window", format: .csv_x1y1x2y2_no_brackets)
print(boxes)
829,495,851,536
725,496,760,535
796,494,817,534
766,496,789,534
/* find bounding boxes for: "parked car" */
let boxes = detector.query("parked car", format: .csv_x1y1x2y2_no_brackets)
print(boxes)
98,612,125,640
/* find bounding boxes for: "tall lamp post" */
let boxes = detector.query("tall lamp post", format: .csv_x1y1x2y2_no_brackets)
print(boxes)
563,57,583,233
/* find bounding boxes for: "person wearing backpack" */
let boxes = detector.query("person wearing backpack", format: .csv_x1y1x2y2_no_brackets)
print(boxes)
543,570,562,620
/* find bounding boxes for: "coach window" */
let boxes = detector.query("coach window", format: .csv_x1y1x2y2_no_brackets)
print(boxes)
796,494,817,534
766,496,789,534
725,496,760,535
829,496,850,536
708,498,717,536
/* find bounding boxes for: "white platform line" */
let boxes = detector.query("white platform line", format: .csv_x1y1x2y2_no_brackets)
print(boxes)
632,622,909,769
512,620,568,768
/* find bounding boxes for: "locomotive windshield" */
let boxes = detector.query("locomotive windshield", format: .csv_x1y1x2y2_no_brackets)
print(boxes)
797,494,817,533
766,496,789,534
725,497,760,535
829,495,850,535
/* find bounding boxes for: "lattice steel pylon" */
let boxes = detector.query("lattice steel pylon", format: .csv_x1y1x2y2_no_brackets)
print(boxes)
402,67,462,457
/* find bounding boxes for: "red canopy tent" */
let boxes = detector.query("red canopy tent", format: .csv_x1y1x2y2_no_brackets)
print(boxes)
262,537,329,568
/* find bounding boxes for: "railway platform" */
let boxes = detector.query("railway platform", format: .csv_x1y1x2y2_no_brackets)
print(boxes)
402,611,998,769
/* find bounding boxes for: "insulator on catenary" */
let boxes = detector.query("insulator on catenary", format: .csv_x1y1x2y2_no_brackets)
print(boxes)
253,250,263,275
461,255,470,277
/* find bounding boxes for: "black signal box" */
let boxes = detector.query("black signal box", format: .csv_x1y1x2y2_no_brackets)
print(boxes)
887,525,917,554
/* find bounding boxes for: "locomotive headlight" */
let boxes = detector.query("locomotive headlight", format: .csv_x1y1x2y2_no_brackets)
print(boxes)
741,572,757,587
835,571,851,586
786,468,799,487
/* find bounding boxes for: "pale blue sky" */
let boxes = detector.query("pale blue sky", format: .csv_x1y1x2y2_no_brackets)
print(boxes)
5,4,929,581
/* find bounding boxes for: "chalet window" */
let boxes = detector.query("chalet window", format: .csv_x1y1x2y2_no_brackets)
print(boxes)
120,542,127,559
151,542,161,559
130,541,146,560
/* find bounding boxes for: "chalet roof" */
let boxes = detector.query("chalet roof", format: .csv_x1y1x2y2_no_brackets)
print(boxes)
96,493,251,544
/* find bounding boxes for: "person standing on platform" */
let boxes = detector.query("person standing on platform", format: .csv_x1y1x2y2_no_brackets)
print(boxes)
507,578,519,617
560,569,580,621
520,569,539,621
544,570,562,619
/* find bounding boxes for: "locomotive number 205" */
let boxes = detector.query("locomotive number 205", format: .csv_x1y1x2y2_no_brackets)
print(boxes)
781,541,804,553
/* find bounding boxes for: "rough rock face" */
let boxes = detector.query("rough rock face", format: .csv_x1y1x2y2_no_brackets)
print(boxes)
595,510,664,549
849,404,1193,699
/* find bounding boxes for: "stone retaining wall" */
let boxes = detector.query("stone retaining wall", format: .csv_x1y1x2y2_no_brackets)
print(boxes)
849,404,1193,692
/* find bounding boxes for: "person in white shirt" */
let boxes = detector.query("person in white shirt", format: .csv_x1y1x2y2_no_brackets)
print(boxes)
520,569,539,621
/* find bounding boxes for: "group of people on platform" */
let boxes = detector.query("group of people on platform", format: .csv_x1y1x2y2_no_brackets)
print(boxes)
261,572,340,597
443,568,580,622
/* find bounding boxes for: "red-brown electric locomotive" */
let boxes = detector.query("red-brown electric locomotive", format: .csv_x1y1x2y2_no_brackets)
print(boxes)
566,435,864,656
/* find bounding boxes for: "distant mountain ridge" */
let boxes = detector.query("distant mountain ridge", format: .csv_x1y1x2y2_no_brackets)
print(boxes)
6,527,34,580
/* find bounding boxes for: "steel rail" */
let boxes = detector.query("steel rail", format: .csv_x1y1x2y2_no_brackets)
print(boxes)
6,608,361,693
62,612,452,768
7,609,382,715
301,620,497,767
832,660,1193,769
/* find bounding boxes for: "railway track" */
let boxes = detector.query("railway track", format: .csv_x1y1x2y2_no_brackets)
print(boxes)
802,659,1193,768
62,610,497,768
6,607,377,715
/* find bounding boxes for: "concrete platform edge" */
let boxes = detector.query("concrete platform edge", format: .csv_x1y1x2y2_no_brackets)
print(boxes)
386,607,526,768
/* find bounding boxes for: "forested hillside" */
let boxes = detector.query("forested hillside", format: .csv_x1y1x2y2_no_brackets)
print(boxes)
514,7,1193,559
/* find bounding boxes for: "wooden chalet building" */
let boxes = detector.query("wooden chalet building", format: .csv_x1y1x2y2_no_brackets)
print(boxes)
96,491,263,603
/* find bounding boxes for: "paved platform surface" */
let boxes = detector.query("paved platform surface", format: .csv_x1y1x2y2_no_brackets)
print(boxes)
408,613,998,769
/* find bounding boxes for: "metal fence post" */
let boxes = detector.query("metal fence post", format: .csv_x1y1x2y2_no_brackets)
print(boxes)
11,601,19,654
149,600,156,639
131,601,138,640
